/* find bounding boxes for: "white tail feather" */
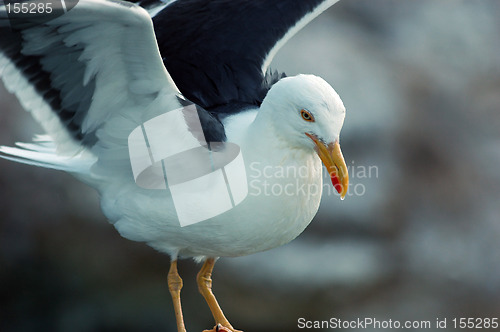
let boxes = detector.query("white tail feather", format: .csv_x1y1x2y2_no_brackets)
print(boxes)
0,140,95,173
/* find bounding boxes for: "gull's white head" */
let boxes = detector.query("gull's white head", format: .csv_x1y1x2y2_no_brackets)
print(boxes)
260,74,349,198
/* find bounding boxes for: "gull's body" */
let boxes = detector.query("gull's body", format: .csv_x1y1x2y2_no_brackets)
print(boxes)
104,76,345,259
109,121,324,259
0,0,348,330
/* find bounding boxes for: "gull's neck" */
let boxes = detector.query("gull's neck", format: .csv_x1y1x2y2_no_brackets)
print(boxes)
238,103,324,244
244,105,286,156
242,104,316,168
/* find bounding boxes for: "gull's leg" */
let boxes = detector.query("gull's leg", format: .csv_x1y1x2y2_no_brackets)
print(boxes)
198,258,242,332
168,260,187,332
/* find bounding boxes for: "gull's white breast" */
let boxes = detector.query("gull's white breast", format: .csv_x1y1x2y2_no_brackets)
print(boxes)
101,109,324,258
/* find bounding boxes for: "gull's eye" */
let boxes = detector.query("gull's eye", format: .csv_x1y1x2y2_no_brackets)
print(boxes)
300,109,315,122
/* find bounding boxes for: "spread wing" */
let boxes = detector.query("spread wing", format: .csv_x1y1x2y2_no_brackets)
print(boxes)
149,0,340,110
0,0,227,177
0,0,180,155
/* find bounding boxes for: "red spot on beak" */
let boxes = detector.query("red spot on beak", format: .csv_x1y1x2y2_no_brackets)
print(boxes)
331,172,342,194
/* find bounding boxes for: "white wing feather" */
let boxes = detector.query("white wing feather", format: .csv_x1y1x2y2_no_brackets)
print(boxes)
0,0,182,177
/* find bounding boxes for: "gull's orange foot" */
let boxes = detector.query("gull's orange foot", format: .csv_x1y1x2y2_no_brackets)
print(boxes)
203,323,242,332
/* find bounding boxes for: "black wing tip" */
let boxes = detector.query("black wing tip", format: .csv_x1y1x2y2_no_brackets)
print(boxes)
0,24,97,146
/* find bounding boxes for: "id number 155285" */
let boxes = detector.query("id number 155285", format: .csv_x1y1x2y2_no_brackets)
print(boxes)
452,318,498,329
6,2,54,14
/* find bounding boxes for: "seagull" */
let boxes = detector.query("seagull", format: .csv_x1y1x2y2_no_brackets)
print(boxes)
0,0,348,331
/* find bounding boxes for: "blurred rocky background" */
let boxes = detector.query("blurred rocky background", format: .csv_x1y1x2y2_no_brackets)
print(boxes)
1,0,499,331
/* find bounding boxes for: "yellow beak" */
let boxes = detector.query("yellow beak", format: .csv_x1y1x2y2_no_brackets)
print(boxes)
306,133,349,199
